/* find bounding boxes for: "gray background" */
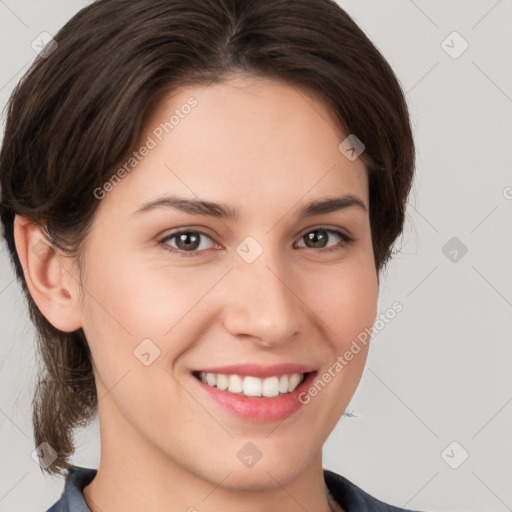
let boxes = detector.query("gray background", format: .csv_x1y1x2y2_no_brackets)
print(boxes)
1,1,511,511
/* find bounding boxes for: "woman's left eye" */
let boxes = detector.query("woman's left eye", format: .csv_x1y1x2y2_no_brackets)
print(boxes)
159,227,355,257
295,228,356,252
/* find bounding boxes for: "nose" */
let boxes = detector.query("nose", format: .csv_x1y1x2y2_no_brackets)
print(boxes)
221,249,301,348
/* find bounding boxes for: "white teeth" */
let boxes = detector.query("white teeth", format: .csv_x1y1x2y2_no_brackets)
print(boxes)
279,374,289,394
206,373,216,387
243,376,262,396
228,374,243,393
216,374,229,390
198,372,305,397
288,373,302,392
262,376,280,397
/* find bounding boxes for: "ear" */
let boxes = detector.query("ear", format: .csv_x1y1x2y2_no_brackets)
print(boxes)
13,215,82,332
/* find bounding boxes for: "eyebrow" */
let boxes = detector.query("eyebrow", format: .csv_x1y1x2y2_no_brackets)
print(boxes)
132,194,368,220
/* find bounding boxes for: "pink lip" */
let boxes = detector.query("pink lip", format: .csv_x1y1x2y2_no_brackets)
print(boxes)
192,363,316,378
192,370,318,423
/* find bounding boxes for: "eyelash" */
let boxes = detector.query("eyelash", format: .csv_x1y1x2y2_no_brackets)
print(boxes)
158,227,356,258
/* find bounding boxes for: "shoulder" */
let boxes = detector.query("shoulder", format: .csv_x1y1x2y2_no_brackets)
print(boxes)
324,469,425,512
45,466,97,512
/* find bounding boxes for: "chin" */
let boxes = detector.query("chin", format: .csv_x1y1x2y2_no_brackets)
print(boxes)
217,464,302,491
203,446,313,491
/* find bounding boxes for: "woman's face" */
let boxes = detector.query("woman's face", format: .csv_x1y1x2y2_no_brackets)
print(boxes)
76,75,378,488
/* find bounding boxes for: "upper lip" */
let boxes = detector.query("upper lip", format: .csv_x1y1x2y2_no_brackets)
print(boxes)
192,363,317,378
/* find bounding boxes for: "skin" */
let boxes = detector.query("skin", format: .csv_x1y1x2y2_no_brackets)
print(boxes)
14,75,379,512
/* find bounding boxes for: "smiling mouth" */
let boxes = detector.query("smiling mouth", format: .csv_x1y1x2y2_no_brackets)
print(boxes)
192,371,312,398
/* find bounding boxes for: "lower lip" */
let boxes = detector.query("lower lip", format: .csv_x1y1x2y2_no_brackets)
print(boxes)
193,371,318,423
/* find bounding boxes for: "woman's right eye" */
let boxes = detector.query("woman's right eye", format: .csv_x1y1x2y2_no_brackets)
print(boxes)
159,230,218,257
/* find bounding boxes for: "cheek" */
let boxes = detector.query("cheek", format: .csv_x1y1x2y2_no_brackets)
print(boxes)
78,248,227,397
281,257,378,448
81,247,209,339
312,254,378,349
77,253,196,430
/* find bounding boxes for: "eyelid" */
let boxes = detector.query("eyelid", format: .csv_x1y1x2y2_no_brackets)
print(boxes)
296,224,354,241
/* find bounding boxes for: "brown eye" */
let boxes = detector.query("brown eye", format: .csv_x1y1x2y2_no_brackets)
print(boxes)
303,229,330,249
160,230,216,255
296,228,355,252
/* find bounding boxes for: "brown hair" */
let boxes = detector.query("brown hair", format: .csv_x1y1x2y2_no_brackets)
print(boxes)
0,0,415,476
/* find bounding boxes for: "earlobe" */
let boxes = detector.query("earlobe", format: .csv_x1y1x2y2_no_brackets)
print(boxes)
13,215,82,332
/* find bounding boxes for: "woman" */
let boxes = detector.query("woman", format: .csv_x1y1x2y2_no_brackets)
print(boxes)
0,0,419,510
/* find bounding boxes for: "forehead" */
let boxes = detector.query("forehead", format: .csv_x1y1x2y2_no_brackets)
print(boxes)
101,76,369,218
